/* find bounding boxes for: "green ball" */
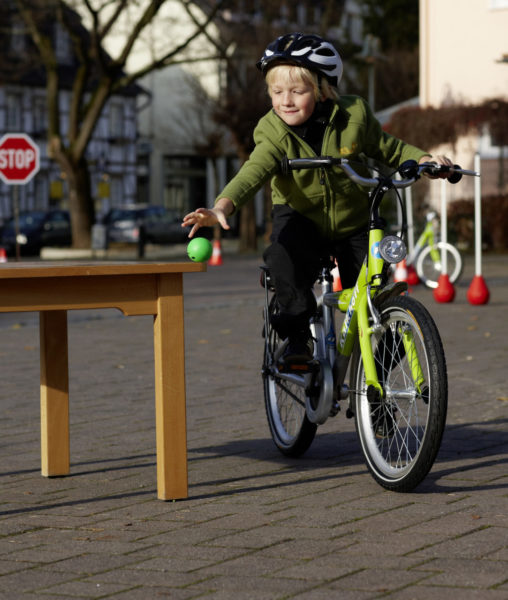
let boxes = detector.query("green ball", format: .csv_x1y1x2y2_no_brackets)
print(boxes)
187,237,213,262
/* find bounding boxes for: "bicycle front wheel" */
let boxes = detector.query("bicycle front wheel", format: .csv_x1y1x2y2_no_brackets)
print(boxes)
351,295,447,492
416,242,462,289
262,295,317,457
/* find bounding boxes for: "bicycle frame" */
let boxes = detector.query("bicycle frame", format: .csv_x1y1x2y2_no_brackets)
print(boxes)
321,177,429,403
323,226,397,398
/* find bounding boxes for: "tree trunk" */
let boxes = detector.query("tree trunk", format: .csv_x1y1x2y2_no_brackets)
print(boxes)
65,158,94,249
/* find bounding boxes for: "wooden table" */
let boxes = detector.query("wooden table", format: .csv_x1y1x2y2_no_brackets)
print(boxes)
0,261,206,500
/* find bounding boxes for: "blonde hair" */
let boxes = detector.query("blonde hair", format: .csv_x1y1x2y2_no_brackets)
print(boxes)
265,64,339,101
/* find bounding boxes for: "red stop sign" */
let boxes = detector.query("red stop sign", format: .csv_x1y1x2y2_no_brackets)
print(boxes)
0,133,40,184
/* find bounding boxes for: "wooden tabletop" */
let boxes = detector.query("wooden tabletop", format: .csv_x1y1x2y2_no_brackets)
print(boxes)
0,261,206,279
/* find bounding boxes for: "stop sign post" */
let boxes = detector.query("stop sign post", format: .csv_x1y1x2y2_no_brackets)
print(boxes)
0,134,40,260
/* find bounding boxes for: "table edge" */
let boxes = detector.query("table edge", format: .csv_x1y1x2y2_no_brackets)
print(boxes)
0,261,207,279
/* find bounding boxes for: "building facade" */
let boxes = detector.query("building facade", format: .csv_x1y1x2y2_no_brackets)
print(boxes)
0,7,141,223
419,0,508,200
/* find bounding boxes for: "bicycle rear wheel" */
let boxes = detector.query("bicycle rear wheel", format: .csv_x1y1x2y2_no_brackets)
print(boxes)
416,242,462,289
262,295,317,457
351,295,447,492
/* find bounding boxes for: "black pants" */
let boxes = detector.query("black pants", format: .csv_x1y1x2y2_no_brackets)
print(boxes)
263,205,368,339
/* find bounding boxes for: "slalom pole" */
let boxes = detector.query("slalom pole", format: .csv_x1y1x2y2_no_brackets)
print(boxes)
433,178,455,302
467,153,490,304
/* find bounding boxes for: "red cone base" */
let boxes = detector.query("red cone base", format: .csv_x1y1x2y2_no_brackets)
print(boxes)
406,265,420,286
433,274,455,303
467,275,490,305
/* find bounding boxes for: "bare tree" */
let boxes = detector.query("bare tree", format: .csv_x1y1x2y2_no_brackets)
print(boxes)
14,0,225,248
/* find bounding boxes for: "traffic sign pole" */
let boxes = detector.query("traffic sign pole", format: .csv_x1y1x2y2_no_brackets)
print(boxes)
0,133,40,261
13,185,20,261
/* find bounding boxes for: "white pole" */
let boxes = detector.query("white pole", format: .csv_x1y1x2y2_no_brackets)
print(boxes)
440,178,447,274
474,152,482,275
395,174,402,230
405,185,415,255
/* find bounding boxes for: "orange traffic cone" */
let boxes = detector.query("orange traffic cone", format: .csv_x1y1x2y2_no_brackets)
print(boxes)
331,264,342,291
208,239,223,266
393,258,408,283
0,247,7,263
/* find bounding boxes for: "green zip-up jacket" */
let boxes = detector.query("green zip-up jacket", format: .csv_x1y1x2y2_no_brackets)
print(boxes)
218,95,429,241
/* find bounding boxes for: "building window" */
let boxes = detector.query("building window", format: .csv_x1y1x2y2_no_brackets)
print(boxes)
54,23,71,64
6,93,22,130
110,176,124,205
33,96,47,135
109,102,124,139
10,18,26,54
34,175,49,210
163,156,206,214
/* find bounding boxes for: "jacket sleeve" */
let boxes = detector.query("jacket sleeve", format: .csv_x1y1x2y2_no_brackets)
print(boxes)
215,115,284,211
362,99,430,167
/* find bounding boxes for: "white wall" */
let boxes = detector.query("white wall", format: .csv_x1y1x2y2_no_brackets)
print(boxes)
420,0,508,107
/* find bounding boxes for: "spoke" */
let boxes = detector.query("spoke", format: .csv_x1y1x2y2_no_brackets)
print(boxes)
272,378,306,408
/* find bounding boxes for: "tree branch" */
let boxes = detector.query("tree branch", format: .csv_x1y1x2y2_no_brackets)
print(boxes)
114,0,166,69
113,0,225,88
15,0,60,138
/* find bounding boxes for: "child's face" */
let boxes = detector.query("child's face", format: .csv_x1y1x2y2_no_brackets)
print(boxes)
269,71,316,127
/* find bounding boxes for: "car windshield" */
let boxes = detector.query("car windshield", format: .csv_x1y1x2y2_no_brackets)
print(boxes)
7,212,46,228
142,206,165,217
107,209,138,222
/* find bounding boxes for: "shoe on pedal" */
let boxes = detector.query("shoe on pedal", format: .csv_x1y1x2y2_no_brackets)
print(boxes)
280,330,313,371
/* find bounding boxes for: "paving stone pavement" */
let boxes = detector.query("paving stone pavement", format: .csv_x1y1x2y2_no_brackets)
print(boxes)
0,251,507,599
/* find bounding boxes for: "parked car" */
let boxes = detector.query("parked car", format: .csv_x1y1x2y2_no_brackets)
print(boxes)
102,204,165,245
143,208,212,244
101,204,211,246
0,209,72,256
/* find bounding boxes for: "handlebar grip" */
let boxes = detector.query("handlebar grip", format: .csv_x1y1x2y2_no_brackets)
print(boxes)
447,165,463,184
422,162,463,184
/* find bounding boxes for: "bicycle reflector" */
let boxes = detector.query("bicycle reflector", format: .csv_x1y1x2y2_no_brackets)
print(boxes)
379,235,407,263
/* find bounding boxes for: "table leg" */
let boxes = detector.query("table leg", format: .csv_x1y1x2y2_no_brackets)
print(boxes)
40,310,70,476
153,274,188,500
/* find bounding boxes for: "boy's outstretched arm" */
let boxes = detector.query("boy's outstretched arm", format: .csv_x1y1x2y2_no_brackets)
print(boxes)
182,197,234,238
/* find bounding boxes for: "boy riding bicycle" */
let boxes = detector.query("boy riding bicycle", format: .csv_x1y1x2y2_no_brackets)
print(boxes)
182,32,452,368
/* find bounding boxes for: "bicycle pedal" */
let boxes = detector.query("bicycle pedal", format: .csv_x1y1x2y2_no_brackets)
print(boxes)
278,359,318,373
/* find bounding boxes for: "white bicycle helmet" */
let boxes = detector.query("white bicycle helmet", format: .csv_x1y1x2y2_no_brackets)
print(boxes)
257,32,343,87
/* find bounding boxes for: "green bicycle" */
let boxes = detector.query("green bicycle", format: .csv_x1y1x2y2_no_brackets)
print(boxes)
403,210,463,289
261,157,477,491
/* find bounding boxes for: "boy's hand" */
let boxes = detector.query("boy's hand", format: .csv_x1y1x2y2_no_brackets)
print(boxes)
419,155,454,179
182,201,232,238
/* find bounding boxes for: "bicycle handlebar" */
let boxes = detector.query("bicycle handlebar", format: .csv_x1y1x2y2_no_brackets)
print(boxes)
417,162,479,183
281,156,480,187
281,156,391,187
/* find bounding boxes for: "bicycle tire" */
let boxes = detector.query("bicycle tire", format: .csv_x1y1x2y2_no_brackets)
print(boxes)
351,295,447,492
262,295,317,457
416,242,463,289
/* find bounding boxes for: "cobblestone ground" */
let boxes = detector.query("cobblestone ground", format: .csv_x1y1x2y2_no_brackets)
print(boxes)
0,252,506,599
